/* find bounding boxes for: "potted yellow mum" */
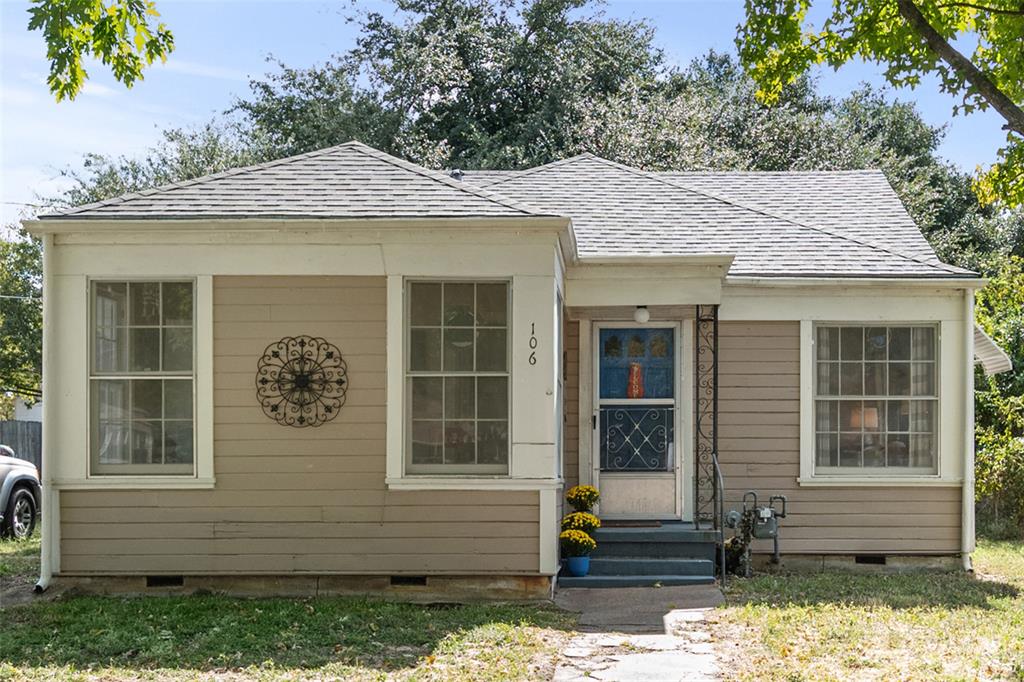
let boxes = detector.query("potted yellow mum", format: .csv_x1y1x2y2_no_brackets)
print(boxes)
560,529,597,576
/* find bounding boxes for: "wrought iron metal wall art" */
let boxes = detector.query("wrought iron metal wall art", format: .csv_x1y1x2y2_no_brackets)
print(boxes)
256,335,348,427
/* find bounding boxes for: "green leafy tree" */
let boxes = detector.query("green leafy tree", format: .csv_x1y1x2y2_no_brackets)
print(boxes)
737,0,1024,206
27,0,174,101
0,229,43,403
974,256,1024,535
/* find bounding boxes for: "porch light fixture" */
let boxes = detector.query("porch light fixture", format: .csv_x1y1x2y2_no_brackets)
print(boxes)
633,306,650,323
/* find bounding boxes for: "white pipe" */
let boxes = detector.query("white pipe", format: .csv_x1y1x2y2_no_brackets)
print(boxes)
35,233,54,593
962,288,976,572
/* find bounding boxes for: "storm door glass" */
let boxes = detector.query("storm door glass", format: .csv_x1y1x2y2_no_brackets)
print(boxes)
598,327,675,472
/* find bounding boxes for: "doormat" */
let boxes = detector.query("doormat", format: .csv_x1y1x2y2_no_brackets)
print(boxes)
602,520,662,528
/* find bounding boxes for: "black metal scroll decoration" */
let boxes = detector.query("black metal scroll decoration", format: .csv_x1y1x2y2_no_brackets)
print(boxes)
694,304,720,526
256,335,348,427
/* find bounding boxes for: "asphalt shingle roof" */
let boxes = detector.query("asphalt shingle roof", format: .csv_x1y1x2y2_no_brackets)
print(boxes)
462,157,972,278
40,141,974,279
42,141,545,220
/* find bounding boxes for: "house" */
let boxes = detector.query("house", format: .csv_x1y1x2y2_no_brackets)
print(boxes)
26,142,1011,597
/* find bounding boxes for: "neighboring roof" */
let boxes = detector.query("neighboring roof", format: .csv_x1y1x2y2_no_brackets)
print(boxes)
40,141,547,220
462,155,972,278
974,325,1014,376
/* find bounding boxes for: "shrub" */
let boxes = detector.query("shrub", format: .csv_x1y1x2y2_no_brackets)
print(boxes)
560,529,597,556
561,511,601,534
566,485,599,512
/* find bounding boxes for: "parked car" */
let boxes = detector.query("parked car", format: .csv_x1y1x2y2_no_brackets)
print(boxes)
0,445,40,539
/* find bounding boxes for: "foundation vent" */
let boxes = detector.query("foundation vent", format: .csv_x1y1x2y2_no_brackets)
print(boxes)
390,576,428,586
146,575,185,588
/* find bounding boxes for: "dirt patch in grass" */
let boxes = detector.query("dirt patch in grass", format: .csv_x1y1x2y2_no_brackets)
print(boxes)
710,540,1024,681
0,536,41,608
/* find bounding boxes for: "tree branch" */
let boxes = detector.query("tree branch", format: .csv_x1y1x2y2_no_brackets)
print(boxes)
936,1,1024,15
896,0,1024,135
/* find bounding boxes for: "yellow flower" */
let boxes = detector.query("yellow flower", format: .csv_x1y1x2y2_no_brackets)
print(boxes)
566,485,600,512
559,529,597,556
561,511,601,534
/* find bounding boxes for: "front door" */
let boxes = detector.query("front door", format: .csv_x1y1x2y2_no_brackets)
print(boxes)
593,323,682,519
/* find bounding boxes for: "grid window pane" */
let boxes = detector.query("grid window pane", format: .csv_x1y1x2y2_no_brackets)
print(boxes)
406,281,510,472
90,281,195,474
814,325,937,473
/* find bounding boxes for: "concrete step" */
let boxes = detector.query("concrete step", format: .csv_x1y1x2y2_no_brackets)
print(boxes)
587,557,714,577
593,525,719,544
557,574,717,588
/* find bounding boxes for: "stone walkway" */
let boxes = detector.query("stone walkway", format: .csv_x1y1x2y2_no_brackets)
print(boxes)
552,584,723,681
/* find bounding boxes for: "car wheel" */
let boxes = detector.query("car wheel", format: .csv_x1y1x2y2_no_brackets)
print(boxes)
5,487,37,539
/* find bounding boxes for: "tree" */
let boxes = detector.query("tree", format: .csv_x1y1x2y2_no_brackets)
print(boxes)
737,0,1024,206
0,229,43,403
974,256,1024,534
27,0,174,101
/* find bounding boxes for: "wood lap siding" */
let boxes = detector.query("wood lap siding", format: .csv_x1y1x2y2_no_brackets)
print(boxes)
60,276,540,576
718,321,961,555
563,320,580,490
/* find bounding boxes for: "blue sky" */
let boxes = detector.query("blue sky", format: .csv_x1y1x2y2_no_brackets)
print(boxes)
0,0,1009,226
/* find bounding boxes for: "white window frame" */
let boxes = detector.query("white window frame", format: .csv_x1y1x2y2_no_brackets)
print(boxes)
84,276,214,486
811,322,940,477
403,278,512,476
798,319,962,487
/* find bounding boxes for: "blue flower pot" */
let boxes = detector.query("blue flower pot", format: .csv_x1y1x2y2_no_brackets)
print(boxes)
566,556,590,577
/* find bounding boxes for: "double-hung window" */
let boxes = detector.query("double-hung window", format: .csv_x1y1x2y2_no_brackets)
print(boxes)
406,281,510,474
90,281,195,475
814,324,938,475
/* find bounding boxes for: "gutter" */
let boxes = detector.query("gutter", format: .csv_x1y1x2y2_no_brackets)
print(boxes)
725,276,987,289
962,288,976,572
35,234,54,593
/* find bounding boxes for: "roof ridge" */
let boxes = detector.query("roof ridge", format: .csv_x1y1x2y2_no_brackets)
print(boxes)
342,142,546,216
579,156,967,276
477,153,598,189
43,142,360,218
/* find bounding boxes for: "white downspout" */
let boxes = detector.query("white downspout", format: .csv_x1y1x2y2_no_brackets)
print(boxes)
962,289,976,572
35,233,54,592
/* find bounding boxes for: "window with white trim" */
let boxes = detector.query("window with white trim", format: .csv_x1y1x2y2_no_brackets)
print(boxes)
406,281,510,474
814,324,938,474
90,281,195,475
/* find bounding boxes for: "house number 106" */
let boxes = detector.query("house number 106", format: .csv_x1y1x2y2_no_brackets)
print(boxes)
528,323,538,365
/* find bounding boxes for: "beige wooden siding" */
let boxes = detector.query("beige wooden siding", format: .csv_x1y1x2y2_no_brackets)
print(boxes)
60,276,539,576
563,319,580,490
718,321,961,555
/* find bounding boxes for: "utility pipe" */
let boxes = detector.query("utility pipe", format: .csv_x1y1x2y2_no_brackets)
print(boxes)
35,233,53,593
962,289,976,572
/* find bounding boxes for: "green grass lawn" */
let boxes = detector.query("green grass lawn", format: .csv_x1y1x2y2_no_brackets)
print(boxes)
712,539,1024,681
0,536,575,681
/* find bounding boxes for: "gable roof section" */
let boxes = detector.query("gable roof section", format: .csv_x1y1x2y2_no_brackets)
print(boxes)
467,155,971,278
40,141,546,220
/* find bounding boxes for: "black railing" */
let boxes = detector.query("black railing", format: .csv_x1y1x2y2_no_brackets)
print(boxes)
695,304,726,586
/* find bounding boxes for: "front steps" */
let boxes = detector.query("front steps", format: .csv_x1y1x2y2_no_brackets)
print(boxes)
557,523,719,588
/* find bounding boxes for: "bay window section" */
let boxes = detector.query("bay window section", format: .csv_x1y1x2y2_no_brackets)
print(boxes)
90,281,195,475
406,281,510,474
814,324,938,475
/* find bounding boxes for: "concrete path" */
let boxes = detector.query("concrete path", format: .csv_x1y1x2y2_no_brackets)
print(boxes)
552,584,723,681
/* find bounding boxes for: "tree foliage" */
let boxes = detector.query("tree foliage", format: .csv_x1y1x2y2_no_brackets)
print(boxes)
974,256,1024,534
0,230,43,401
27,0,174,101
737,0,1024,206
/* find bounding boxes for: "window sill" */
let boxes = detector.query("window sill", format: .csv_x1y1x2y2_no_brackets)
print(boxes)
797,476,961,487
386,476,563,491
55,477,216,490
